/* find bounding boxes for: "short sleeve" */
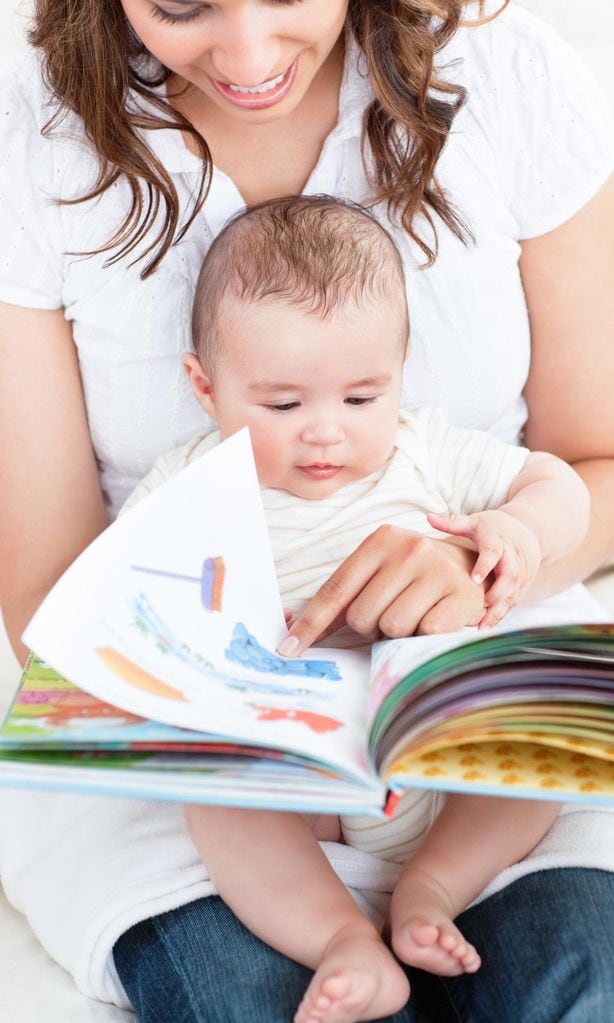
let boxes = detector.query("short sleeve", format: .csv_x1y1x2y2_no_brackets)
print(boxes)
0,55,65,309
485,6,614,238
398,407,529,516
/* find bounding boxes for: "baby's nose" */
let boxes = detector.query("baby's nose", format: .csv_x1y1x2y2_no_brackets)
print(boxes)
301,420,345,445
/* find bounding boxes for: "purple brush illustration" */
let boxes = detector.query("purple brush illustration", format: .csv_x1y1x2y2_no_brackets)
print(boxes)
131,556,225,611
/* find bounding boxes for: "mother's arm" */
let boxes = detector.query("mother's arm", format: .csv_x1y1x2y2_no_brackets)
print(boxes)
521,174,614,600
0,302,108,666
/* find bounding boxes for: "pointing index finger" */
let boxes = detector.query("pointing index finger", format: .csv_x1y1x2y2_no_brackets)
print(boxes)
276,542,380,656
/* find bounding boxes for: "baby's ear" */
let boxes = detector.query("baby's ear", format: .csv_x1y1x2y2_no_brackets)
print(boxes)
183,353,217,419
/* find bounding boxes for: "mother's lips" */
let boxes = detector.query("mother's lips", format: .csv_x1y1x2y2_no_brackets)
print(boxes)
210,58,298,110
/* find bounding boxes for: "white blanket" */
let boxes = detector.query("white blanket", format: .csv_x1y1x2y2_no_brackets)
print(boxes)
0,886,135,1023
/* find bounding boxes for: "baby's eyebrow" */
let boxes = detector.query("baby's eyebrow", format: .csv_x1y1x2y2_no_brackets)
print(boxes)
247,382,301,393
347,374,392,388
247,374,392,393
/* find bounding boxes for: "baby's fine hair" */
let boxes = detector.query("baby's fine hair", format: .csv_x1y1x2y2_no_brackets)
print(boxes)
191,195,409,370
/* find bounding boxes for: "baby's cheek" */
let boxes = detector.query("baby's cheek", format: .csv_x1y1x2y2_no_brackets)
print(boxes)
249,432,286,487
361,429,397,474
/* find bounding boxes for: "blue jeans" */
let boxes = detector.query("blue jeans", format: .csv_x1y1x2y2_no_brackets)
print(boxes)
113,868,614,1023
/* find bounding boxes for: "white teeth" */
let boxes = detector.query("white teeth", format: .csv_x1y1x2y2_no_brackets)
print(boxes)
227,71,286,95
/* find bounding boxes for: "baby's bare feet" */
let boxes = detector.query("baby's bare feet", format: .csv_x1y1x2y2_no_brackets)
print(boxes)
294,924,409,1023
390,867,481,977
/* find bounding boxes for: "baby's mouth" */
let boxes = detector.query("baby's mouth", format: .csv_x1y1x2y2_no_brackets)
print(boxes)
297,464,342,480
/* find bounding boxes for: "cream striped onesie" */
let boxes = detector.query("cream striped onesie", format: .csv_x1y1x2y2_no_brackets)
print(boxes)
123,405,528,864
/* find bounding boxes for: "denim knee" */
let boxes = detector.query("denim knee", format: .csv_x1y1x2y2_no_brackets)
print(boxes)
113,871,614,1023
113,896,421,1023
114,897,315,1023
414,868,614,1023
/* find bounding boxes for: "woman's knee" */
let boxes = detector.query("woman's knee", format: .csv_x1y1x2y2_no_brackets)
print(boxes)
409,869,614,1023
113,896,314,1023
437,867,614,1023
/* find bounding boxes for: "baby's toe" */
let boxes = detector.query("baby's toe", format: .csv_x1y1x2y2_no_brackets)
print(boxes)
437,928,460,953
408,918,440,946
461,948,481,973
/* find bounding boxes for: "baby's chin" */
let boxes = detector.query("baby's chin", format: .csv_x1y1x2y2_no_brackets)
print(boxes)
267,467,358,500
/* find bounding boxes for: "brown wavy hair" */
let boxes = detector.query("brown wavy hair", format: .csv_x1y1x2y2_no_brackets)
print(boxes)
28,0,509,277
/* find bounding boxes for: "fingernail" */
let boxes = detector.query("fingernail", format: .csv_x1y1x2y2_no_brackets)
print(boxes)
472,573,482,583
277,635,300,657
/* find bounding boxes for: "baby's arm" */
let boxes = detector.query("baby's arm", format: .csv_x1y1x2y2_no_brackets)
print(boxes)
428,452,590,627
495,451,591,564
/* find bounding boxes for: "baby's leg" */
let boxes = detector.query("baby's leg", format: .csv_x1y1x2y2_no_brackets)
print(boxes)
303,812,342,842
390,795,560,976
186,804,409,1023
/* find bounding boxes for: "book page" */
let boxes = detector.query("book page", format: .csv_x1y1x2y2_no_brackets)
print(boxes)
0,655,384,811
368,620,614,808
21,432,372,782
385,740,614,805
367,631,472,729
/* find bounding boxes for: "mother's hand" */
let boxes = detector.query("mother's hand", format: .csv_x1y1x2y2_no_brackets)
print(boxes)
277,525,487,656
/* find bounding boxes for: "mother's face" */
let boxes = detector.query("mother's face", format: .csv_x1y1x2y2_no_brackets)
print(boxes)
120,0,349,123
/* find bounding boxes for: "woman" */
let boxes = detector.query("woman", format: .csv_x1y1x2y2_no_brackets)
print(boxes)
0,1,613,1021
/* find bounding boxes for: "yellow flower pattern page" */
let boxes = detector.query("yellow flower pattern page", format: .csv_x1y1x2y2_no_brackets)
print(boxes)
386,739,614,802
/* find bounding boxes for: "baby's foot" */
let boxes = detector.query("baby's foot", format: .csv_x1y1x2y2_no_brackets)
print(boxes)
294,924,409,1023
390,867,481,977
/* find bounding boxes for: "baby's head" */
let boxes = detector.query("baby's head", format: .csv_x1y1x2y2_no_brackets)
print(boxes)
185,195,409,499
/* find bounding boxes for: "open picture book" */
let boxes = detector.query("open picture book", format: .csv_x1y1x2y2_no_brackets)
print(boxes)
1,430,613,814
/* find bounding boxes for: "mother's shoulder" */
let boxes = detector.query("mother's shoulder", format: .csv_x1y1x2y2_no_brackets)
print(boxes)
0,48,60,128
441,2,572,80
0,47,101,189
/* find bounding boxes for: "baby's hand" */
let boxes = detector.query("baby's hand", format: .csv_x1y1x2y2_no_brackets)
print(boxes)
427,510,542,628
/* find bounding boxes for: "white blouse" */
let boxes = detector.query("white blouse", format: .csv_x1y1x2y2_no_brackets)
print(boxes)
0,6,612,520
0,5,613,1010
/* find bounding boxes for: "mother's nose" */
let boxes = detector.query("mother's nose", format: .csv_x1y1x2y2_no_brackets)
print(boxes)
209,11,283,86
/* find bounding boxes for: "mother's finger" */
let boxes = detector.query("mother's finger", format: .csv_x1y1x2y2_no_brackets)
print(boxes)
343,562,429,637
375,578,449,639
276,533,384,655
304,608,349,646
418,592,484,635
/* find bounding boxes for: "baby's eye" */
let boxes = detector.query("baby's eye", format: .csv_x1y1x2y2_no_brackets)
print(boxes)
345,396,376,406
265,402,300,413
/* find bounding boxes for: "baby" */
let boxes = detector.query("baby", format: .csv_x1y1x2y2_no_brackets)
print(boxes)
128,196,590,1023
